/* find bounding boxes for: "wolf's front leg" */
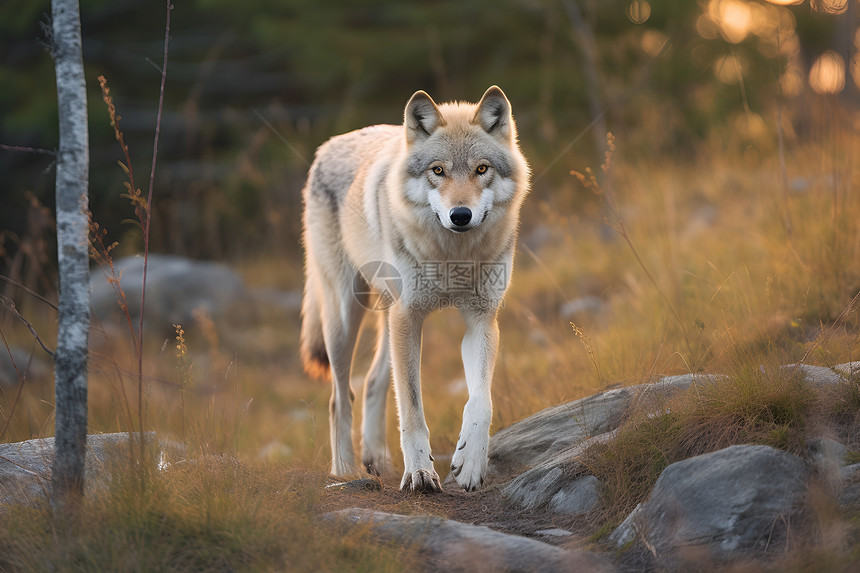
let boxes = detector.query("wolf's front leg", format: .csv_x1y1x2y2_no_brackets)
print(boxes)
389,304,441,492
450,309,499,491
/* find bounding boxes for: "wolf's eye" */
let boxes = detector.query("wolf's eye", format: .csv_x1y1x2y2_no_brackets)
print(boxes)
432,166,444,176
476,165,488,175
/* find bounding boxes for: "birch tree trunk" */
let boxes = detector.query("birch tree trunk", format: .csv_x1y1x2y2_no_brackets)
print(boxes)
51,0,90,506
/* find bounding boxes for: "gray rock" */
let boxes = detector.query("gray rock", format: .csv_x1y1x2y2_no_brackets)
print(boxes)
487,388,628,481
503,465,564,511
608,503,644,548
246,287,302,312
560,296,604,320
502,432,613,513
834,361,860,377
0,346,52,386
535,528,573,538
324,478,381,492
487,374,719,481
0,432,163,506
783,363,845,385
839,463,860,509
90,254,245,331
610,445,810,566
548,474,601,515
324,508,616,573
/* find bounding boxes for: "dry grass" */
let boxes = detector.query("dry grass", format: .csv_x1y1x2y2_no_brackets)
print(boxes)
0,456,414,572
2,101,860,569
578,365,820,522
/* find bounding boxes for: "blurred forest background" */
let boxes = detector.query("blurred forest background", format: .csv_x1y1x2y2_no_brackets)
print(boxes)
1,0,859,462
2,0,854,266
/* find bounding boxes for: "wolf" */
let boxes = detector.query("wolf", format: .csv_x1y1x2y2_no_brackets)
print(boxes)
299,86,530,492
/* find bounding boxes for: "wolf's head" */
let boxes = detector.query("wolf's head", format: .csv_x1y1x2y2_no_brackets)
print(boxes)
401,86,529,234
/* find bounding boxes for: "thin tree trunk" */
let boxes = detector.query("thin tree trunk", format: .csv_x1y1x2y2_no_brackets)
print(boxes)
50,0,90,507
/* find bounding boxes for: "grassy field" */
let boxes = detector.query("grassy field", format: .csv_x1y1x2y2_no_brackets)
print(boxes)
2,108,860,569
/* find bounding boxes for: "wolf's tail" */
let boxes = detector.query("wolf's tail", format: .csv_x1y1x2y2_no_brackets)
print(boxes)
300,278,330,381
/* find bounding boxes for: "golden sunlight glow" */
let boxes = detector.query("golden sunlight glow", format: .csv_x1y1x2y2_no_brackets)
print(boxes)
763,0,804,6
780,64,804,96
714,54,743,84
641,29,668,57
816,0,848,15
809,51,845,94
716,0,752,44
627,0,652,24
696,14,720,40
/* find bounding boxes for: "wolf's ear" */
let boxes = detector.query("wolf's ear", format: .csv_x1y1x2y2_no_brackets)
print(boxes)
405,90,445,144
473,86,512,140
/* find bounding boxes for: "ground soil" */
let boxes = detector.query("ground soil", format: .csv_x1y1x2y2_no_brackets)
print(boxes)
316,474,603,548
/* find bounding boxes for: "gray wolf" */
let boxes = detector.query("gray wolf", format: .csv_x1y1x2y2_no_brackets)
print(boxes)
299,86,530,492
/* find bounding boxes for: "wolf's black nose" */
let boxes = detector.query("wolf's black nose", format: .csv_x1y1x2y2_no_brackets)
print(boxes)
449,207,472,227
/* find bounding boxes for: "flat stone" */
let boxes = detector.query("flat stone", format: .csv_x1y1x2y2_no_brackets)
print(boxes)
535,528,573,538
486,374,719,482
0,432,164,506
834,362,860,377
90,254,245,331
0,346,52,387
324,508,616,573
783,363,845,385
325,477,382,492
560,296,604,320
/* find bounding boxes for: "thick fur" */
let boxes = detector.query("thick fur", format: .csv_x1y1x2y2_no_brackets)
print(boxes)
300,86,530,492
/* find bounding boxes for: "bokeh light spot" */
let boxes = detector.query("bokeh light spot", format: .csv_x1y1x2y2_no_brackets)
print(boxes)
809,50,845,94
815,0,848,15
717,0,752,44
627,0,651,24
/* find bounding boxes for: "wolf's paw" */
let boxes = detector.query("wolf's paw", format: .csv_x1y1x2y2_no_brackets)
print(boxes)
362,449,392,477
450,440,488,492
400,467,442,493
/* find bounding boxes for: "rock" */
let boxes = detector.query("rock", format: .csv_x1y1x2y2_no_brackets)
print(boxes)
782,362,860,385
486,374,719,481
608,503,644,548
503,466,564,511
501,432,613,513
246,287,302,312
0,432,164,506
324,508,616,573
548,474,601,515
560,296,604,320
783,363,845,385
610,445,810,566
834,361,860,377
535,528,573,538
324,478,382,492
839,463,860,509
90,254,245,331
0,346,52,386
257,439,293,461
